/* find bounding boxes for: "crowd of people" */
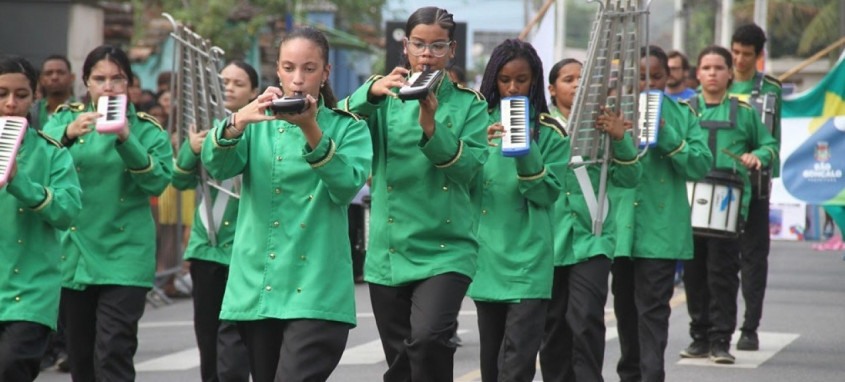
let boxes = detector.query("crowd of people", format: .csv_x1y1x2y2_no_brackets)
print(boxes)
0,5,786,382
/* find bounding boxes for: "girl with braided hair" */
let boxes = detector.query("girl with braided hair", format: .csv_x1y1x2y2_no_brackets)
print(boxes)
340,6,488,381
468,38,567,381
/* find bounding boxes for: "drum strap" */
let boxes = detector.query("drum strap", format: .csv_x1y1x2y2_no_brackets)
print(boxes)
751,72,764,98
689,97,738,166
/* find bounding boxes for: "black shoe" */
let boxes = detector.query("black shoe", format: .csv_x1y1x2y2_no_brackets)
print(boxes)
680,340,709,358
39,352,57,371
449,333,462,347
55,351,70,373
736,330,759,351
709,340,736,364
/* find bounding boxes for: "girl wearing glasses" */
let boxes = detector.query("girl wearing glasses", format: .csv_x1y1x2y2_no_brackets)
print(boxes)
340,6,488,381
43,45,173,381
468,38,567,382
171,60,258,382
0,56,81,382
202,27,372,382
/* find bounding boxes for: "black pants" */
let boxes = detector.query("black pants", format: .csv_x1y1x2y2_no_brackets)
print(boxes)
369,272,470,382
611,258,676,382
237,319,349,382
348,204,366,280
190,260,250,382
740,194,770,332
476,299,547,382
540,256,611,382
685,237,741,342
0,321,50,382
42,303,67,368
61,285,148,382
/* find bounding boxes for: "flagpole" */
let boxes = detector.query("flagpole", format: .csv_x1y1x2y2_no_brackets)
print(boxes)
778,37,845,83
519,0,556,40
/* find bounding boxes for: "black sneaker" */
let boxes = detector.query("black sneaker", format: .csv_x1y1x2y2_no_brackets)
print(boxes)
680,340,709,358
736,330,759,351
709,340,736,364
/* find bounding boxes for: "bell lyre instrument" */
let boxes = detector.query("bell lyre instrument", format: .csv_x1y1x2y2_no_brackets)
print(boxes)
95,94,128,134
567,0,653,235
165,13,238,246
398,65,444,101
501,96,530,157
0,116,27,187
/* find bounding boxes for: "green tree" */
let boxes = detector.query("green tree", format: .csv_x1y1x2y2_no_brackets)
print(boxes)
129,0,384,59
733,0,838,59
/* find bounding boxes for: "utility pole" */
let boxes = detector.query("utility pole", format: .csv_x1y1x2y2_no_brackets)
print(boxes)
753,0,768,71
554,0,566,62
672,0,685,52
718,0,734,47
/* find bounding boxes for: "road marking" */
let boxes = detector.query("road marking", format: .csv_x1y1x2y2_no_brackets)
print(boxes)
136,347,200,372
339,339,385,365
677,331,800,368
138,310,477,327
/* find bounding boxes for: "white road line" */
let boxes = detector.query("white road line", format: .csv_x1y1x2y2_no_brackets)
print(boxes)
140,310,480,328
136,347,200,372
677,331,799,368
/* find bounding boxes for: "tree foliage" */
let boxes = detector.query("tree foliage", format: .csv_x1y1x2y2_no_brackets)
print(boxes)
128,0,384,59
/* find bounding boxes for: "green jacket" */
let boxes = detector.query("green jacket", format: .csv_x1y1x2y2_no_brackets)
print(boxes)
691,94,779,219
1,128,82,329
613,95,713,260
201,105,372,325
466,111,567,302
340,76,489,286
43,102,173,289
548,114,642,266
172,142,238,265
729,72,782,177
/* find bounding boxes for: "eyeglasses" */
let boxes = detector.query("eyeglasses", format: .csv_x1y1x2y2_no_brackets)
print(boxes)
404,38,452,57
89,75,128,88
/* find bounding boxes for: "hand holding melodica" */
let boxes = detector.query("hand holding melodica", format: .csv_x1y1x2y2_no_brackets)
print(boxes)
224,87,280,139
487,123,504,147
370,67,410,99
275,93,323,149
66,112,101,140
418,90,438,138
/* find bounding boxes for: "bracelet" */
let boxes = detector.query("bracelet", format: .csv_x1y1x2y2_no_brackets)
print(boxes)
225,113,243,135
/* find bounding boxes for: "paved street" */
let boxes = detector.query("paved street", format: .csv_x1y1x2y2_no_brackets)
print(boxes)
37,241,845,381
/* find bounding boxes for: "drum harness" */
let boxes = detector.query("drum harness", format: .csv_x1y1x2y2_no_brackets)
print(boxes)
687,96,739,172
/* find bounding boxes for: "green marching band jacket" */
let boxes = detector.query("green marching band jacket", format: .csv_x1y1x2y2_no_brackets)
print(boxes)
1,128,82,329
172,139,239,266
340,76,490,287
612,95,713,260
689,94,778,219
467,109,567,303
548,114,642,267
201,101,372,326
729,72,783,177
44,102,173,289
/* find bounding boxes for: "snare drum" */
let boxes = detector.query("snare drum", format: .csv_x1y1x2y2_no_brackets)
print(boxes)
686,170,744,239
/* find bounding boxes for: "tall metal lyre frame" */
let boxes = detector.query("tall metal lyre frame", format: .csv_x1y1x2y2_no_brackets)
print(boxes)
568,0,652,235
164,13,235,246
